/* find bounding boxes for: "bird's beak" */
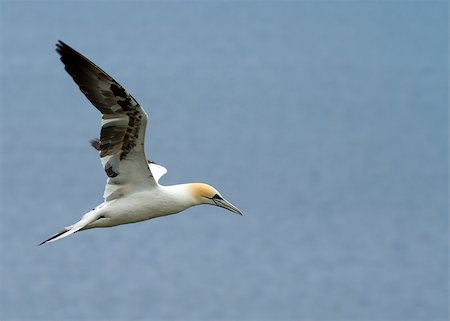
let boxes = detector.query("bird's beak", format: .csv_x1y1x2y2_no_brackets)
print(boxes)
215,198,243,216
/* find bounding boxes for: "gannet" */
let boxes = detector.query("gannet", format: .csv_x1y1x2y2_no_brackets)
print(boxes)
40,41,242,245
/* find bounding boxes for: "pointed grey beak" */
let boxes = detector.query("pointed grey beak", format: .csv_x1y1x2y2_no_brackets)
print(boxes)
215,198,243,216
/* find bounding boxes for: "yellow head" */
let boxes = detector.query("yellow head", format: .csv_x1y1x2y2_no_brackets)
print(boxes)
188,183,243,215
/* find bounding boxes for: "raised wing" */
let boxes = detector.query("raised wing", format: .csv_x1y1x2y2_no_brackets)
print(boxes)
91,139,167,183
56,41,157,200
148,161,167,183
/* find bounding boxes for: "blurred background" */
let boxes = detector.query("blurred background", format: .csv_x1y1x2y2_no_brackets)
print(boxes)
1,1,448,320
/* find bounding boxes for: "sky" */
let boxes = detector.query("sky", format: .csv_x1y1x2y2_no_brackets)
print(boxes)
1,1,448,320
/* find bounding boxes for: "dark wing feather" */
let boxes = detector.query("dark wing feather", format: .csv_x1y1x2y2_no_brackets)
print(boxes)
56,41,156,200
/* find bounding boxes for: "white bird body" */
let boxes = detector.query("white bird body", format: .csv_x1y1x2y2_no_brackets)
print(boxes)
88,185,196,229
40,41,242,245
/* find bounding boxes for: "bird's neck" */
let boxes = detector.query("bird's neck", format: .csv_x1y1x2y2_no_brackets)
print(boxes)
160,183,202,208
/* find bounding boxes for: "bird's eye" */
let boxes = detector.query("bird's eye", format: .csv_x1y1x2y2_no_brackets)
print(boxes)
212,194,223,200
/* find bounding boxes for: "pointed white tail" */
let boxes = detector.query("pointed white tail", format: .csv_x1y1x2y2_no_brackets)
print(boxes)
39,211,100,245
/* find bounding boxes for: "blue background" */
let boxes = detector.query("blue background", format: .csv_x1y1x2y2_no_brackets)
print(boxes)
1,1,448,320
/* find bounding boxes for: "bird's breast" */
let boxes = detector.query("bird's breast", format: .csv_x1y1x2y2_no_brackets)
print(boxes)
103,187,194,226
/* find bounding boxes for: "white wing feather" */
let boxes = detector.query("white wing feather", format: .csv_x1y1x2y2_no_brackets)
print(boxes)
148,162,167,183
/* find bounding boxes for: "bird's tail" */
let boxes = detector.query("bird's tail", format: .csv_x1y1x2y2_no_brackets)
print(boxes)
39,226,75,245
39,212,99,245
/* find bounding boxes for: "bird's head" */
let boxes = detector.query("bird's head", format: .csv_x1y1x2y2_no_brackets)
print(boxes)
189,183,243,216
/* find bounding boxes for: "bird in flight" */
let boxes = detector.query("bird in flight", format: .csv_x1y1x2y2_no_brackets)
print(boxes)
40,41,242,245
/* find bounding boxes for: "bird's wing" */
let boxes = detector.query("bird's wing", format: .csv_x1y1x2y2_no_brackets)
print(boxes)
148,161,167,183
56,41,157,201
90,139,167,183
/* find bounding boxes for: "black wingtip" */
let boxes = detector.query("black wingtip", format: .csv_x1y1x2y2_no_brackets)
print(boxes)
55,40,80,59
56,40,69,49
56,41,72,56
55,40,66,55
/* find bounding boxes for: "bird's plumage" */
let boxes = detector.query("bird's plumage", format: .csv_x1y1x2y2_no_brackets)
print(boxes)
56,41,156,202
40,41,242,245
